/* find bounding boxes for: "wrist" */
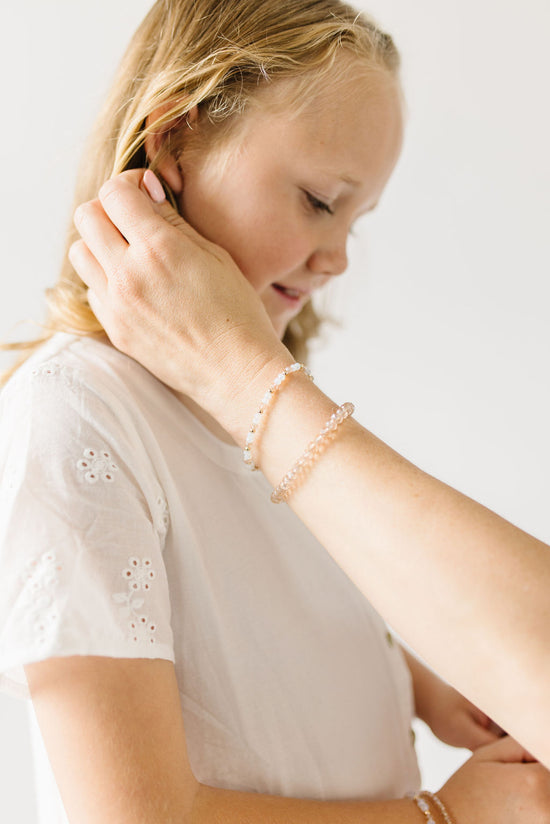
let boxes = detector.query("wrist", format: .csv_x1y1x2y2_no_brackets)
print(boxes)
411,791,456,824
204,339,295,448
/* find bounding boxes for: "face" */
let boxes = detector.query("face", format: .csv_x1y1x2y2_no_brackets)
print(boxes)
175,65,404,339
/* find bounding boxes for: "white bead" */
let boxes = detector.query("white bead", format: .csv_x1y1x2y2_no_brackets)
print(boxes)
252,412,262,426
246,432,255,446
262,392,272,405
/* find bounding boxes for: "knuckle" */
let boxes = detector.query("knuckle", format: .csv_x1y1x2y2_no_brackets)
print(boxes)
99,178,132,215
73,202,89,228
98,178,120,202
68,239,81,262
74,199,101,229
137,227,171,270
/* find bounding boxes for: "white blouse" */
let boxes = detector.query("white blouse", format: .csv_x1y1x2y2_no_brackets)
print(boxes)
0,333,420,823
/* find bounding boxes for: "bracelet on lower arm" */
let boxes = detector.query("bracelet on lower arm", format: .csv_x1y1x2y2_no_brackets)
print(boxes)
270,402,355,504
242,362,313,471
410,792,455,824
419,792,455,824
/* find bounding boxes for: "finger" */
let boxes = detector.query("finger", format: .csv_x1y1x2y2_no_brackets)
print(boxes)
86,288,107,331
473,735,536,763
142,169,166,203
100,170,211,250
68,239,107,299
74,199,128,274
98,172,177,246
139,171,202,234
465,721,501,751
488,720,507,737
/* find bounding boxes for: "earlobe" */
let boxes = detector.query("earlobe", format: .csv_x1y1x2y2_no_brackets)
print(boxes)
144,105,199,195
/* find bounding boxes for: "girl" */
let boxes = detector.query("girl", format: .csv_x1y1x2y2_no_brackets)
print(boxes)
1,2,549,823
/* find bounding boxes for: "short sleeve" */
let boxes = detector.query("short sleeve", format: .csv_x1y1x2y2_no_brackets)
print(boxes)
0,353,175,699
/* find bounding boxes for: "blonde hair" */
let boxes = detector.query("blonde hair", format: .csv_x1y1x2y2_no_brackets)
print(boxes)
1,0,400,385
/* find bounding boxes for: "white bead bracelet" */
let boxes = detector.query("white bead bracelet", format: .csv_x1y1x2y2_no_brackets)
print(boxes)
243,362,313,471
412,795,437,824
419,792,455,824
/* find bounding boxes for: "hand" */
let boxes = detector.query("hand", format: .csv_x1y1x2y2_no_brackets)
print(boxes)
404,649,504,751
422,677,504,751
69,170,290,439
437,736,550,824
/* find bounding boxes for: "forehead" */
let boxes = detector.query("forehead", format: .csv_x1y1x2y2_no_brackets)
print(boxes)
237,66,404,200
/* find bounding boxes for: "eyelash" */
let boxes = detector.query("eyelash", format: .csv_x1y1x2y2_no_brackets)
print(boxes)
304,191,334,216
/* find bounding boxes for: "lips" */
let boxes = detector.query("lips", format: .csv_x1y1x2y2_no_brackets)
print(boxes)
272,283,311,301
273,284,301,298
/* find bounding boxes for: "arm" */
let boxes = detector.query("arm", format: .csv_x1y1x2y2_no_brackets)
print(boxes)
401,647,502,750
22,656,424,824
243,369,550,764
25,655,549,824
70,170,550,766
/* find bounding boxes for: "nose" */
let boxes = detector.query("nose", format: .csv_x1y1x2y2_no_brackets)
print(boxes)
307,231,349,278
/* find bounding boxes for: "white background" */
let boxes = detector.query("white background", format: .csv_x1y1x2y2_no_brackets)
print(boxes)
1,0,549,820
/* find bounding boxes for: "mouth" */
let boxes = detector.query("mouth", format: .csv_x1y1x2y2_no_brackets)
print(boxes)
272,283,308,304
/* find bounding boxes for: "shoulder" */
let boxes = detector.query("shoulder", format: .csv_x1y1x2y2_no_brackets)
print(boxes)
3,332,156,407
0,334,172,518
2,333,165,447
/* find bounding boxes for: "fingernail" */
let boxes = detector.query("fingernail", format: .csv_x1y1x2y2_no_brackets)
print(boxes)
143,170,166,203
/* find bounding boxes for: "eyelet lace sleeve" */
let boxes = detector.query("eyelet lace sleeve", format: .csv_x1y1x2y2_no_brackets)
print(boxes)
0,355,174,698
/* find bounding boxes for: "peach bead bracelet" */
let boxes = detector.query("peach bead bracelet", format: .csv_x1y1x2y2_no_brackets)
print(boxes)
270,402,355,504
241,361,354,504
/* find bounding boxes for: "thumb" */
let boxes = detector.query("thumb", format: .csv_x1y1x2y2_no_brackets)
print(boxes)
463,706,501,750
463,721,500,751
472,735,536,764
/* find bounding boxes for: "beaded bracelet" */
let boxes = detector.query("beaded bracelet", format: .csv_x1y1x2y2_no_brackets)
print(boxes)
411,794,437,824
271,402,355,504
243,362,313,471
419,792,455,824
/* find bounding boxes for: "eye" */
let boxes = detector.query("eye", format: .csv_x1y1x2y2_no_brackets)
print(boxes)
304,190,334,216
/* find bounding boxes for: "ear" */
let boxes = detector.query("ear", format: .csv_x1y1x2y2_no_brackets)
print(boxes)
144,105,199,195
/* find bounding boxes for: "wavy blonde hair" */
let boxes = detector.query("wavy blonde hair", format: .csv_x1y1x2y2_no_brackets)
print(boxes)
1,0,400,385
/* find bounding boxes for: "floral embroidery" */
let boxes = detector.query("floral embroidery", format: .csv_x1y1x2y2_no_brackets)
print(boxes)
19,551,63,647
122,557,156,591
128,615,157,644
31,360,62,378
113,557,158,645
77,448,119,484
154,492,170,536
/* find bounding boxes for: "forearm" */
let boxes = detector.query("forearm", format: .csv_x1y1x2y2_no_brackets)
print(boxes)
221,353,550,766
191,784,420,824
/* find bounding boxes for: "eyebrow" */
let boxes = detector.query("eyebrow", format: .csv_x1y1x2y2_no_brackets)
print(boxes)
339,173,360,186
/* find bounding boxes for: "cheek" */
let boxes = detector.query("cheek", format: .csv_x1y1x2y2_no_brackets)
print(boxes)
179,170,309,288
